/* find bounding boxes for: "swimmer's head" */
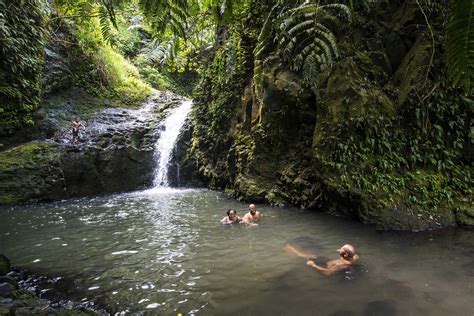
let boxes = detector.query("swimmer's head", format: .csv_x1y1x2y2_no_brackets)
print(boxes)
338,244,356,259
227,209,237,217
249,204,256,214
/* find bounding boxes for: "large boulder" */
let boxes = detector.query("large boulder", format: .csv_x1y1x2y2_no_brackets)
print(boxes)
0,142,65,204
0,283,15,298
0,92,185,204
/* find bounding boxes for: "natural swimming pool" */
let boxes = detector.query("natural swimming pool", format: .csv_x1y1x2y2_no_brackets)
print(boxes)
1,188,473,315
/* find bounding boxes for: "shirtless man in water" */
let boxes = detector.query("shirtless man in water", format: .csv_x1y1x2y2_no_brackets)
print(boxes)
241,204,263,224
284,243,359,275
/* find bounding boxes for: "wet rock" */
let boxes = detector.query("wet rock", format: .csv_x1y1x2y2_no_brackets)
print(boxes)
0,142,65,204
0,256,10,276
454,206,474,228
0,91,189,204
0,282,15,298
0,276,17,289
168,118,206,187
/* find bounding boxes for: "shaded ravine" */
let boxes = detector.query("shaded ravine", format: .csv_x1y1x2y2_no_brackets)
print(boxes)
1,99,473,315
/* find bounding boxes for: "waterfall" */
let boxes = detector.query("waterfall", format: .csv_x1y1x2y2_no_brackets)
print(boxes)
152,100,193,187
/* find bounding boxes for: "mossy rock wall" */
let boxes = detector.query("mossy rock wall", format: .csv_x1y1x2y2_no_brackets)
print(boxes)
188,1,473,230
0,136,154,205
0,142,65,204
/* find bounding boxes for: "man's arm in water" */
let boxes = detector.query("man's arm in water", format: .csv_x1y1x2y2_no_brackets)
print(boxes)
306,261,334,275
306,260,352,275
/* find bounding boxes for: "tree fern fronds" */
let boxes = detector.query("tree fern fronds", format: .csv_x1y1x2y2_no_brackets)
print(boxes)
286,20,314,37
168,1,188,24
319,3,351,21
98,0,118,29
253,1,350,100
98,6,112,42
447,0,474,93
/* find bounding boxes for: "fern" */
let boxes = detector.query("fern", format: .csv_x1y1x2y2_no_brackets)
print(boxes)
98,6,112,42
253,1,350,98
447,0,474,93
139,0,188,39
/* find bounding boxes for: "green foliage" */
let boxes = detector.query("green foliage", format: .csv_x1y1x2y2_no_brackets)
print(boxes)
51,2,152,107
191,29,251,187
254,1,351,99
446,0,474,93
315,90,472,212
139,0,188,39
0,0,47,136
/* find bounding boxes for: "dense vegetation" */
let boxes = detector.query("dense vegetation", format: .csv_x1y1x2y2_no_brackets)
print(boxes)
0,0,472,229
187,0,473,229
0,0,47,137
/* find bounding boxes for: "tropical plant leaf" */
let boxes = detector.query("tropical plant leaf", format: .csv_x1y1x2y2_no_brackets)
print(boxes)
253,1,350,99
98,6,112,42
447,0,474,93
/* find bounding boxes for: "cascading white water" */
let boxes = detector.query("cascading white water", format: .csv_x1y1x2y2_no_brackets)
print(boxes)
153,100,193,187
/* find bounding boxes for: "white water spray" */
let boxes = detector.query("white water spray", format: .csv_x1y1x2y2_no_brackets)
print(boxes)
153,100,193,187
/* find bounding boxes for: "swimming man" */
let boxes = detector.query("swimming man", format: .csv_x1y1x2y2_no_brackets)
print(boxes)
284,243,359,275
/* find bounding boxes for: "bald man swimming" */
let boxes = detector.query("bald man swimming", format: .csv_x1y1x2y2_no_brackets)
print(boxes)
241,204,263,224
284,243,359,275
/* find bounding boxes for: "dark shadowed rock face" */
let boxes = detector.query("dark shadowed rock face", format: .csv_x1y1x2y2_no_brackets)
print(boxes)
0,92,187,204
167,118,206,187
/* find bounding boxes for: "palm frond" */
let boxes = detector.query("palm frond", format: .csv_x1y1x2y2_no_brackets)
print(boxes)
98,6,112,42
447,0,474,93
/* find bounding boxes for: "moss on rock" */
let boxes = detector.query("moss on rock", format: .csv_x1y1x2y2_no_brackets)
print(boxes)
0,142,64,204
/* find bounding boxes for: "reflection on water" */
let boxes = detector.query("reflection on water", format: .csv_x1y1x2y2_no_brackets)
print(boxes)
0,189,473,315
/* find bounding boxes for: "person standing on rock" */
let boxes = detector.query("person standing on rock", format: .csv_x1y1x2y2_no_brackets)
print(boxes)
71,117,83,144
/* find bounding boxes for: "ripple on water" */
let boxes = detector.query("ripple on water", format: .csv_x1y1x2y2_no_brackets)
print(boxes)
1,189,473,315
111,250,139,255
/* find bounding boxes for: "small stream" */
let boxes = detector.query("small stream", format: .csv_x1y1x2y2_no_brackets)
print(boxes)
0,189,473,315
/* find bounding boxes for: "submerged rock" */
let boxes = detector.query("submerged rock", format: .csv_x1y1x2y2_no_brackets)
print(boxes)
0,266,101,315
0,283,15,298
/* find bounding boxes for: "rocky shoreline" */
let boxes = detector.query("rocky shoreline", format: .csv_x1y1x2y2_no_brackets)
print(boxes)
0,255,106,315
